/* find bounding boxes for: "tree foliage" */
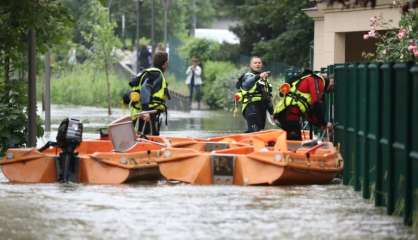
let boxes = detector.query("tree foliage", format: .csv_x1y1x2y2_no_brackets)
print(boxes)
0,0,71,153
81,0,122,115
363,12,418,63
201,61,243,109
230,0,313,67
110,0,216,46
179,38,220,64
0,0,72,60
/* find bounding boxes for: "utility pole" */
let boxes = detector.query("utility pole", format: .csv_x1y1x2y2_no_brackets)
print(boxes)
108,0,113,21
122,14,126,48
28,29,37,147
134,0,142,74
162,0,170,44
135,0,140,47
44,49,51,132
133,0,140,74
191,0,196,36
151,0,155,54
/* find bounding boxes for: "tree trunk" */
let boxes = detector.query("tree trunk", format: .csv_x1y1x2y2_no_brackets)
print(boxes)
4,55,10,84
105,58,112,116
28,29,37,147
44,49,51,132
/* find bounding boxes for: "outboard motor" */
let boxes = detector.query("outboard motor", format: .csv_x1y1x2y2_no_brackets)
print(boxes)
55,118,83,182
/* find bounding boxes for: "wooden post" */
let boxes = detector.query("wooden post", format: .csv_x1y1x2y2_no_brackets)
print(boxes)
28,29,37,147
44,49,51,132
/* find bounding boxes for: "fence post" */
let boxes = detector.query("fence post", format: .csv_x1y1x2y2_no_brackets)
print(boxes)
334,64,349,184
409,64,418,227
357,63,369,198
326,65,335,126
392,63,412,222
379,63,395,213
368,63,381,205
347,64,359,190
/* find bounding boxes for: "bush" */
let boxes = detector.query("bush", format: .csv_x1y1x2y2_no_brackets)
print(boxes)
48,63,127,107
179,38,221,63
202,61,244,109
363,12,418,63
165,73,189,96
0,79,44,155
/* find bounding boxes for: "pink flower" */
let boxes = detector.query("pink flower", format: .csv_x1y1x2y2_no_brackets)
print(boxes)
397,28,407,39
414,49,418,57
363,34,370,40
370,16,377,23
368,30,377,38
408,44,416,52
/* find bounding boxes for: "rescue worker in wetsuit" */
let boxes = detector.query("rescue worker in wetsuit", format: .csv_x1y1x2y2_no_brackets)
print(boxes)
273,69,332,140
128,51,170,136
235,56,273,132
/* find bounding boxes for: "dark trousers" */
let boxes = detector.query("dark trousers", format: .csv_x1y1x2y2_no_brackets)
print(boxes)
243,101,267,133
188,84,201,103
134,113,161,136
276,106,302,140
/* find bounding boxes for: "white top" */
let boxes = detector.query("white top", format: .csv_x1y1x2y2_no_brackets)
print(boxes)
185,65,202,85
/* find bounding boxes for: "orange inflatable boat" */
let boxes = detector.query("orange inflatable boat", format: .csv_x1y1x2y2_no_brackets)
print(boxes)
0,140,164,184
0,117,343,185
157,132,343,185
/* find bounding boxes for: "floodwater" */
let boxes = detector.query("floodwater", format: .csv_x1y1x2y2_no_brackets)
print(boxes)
0,105,416,240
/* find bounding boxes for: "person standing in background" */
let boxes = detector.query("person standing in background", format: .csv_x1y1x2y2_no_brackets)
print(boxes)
185,57,202,109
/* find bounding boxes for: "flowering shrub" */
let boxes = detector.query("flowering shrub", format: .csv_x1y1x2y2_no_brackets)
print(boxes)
363,11,418,62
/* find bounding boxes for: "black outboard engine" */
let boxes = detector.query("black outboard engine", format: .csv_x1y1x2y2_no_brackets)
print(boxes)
55,118,83,182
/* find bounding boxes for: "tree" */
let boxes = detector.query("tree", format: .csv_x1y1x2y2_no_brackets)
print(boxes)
0,0,72,81
230,0,314,68
179,38,220,64
110,0,216,47
82,0,121,115
0,0,72,153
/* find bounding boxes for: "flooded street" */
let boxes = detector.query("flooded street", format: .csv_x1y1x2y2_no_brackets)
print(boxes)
0,105,416,240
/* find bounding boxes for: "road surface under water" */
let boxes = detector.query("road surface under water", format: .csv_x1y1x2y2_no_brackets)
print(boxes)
0,105,415,240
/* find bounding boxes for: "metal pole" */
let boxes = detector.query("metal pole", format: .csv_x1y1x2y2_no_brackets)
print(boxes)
28,29,37,147
151,0,155,54
191,0,196,36
108,0,113,21
163,0,170,44
134,0,140,73
135,0,139,47
44,49,51,132
122,14,126,48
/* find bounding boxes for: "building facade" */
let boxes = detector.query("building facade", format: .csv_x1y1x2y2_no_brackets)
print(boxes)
304,0,401,70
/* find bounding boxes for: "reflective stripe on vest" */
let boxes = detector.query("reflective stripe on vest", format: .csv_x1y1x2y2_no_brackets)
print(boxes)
273,74,325,114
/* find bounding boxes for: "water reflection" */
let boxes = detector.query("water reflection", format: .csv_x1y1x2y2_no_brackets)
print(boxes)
0,178,415,240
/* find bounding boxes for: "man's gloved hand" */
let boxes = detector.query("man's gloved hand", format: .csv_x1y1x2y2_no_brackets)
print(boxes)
259,71,271,80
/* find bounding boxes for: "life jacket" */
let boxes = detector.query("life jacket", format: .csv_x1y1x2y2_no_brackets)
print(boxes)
274,73,325,115
237,72,272,112
130,68,168,120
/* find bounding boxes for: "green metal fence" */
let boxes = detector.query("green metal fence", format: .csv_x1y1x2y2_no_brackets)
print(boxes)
332,62,417,227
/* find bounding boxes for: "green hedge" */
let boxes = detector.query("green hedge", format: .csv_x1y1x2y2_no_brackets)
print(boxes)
202,61,245,109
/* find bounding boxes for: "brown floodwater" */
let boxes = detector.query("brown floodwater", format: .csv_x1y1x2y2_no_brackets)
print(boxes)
0,105,415,240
